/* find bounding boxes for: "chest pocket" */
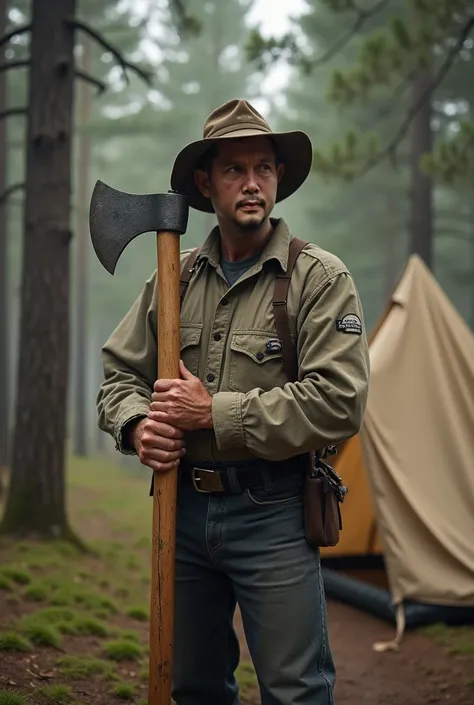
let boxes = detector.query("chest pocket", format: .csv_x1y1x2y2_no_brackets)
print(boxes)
180,323,202,377
228,331,289,393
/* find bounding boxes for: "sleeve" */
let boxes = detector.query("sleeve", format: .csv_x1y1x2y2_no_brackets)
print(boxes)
96,273,158,454
211,270,370,461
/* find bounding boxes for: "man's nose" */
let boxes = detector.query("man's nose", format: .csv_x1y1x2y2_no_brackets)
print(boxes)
242,169,259,193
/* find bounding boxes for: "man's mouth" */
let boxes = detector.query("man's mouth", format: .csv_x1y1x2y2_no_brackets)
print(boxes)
238,200,264,210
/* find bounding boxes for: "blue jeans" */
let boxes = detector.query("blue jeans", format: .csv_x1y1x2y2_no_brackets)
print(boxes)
171,465,336,705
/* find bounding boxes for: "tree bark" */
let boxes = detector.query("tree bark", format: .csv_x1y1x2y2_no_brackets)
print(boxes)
73,37,91,457
408,67,433,267
0,0,9,487
1,0,77,538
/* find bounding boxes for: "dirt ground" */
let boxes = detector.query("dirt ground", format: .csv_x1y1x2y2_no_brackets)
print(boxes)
234,601,474,705
0,457,473,705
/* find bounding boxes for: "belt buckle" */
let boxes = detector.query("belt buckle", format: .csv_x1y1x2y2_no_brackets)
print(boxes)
191,467,224,494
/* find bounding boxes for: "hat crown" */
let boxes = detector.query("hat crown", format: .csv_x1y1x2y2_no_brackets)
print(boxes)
203,99,271,139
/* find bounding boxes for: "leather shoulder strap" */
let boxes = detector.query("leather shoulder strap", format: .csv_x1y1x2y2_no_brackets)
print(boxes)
272,237,309,381
180,247,200,308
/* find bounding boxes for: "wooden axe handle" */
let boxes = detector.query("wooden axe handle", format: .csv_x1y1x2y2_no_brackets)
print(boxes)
148,230,181,705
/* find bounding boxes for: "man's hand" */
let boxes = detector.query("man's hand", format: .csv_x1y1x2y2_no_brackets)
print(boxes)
130,417,186,473
150,360,213,431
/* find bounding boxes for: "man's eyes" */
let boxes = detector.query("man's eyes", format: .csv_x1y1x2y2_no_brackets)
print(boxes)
224,163,272,173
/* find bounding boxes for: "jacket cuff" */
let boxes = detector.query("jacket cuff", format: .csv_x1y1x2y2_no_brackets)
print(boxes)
114,407,149,455
212,392,246,450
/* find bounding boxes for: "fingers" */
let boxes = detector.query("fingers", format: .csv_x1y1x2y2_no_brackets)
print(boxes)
153,378,180,393
148,458,181,473
142,447,184,463
179,359,193,380
138,444,185,470
143,417,184,441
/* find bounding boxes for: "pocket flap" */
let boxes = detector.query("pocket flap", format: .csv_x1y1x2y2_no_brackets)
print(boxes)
230,332,283,364
180,324,202,350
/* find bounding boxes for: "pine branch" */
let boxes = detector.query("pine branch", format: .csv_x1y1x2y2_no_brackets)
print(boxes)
0,182,25,205
312,0,393,68
0,24,32,51
170,0,202,36
66,19,153,86
0,107,27,121
75,70,106,95
0,60,30,73
372,70,416,122
358,13,474,178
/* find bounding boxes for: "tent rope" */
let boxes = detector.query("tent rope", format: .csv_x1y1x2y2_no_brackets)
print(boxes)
372,602,406,652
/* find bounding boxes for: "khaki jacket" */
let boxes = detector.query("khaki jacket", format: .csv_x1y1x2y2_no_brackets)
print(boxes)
97,218,370,462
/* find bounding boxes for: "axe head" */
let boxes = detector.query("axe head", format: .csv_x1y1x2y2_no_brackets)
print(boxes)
89,180,189,274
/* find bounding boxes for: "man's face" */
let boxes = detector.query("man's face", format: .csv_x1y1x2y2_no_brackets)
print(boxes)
195,136,284,231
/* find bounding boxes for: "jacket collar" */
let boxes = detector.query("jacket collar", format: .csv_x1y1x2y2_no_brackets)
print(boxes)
196,218,291,273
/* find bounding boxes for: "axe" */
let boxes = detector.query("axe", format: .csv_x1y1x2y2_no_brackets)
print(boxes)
89,180,189,705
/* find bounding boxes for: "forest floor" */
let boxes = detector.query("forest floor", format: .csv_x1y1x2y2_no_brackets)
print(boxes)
0,456,473,705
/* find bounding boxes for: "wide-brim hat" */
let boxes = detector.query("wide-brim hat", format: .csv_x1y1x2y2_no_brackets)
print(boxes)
170,99,313,213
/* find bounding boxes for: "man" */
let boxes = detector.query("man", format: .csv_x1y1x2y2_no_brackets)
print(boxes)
97,99,370,705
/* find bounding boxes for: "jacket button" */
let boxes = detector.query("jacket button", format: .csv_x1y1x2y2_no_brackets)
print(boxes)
207,373,215,382
213,333,221,341
256,352,264,360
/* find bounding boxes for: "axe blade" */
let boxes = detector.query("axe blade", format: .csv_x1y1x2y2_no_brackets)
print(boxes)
89,180,189,274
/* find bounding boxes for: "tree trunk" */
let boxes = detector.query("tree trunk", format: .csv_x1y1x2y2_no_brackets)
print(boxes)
408,68,433,267
1,0,77,538
0,0,9,489
73,37,91,457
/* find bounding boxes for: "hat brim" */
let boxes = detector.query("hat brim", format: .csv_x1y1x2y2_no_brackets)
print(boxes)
170,129,313,213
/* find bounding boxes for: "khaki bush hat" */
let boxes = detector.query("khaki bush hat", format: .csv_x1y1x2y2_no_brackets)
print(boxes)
170,98,313,213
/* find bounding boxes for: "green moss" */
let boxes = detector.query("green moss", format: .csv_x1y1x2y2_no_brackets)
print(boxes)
103,638,142,662
236,661,258,698
0,632,32,652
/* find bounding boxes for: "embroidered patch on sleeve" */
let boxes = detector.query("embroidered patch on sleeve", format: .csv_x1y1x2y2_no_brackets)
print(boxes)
336,314,362,335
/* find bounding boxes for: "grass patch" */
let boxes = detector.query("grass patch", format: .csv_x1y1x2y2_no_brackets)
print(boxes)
0,567,31,585
103,638,142,662
111,682,136,700
21,622,61,648
449,642,474,656
126,606,148,622
0,576,12,591
0,691,32,705
56,655,116,681
73,616,109,637
422,623,474,659
38,684,73,703
236,661,258,698
118,629,140,643
0,632,32,652
49,587,118,614
23,583,48,602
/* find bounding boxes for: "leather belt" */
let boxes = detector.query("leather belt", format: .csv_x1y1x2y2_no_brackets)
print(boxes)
178,456,305,495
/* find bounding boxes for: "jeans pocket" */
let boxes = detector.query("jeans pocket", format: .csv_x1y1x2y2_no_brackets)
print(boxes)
245,482,303,509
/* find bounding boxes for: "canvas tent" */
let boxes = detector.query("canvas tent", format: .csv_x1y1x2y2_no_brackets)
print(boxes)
320,255,474,645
